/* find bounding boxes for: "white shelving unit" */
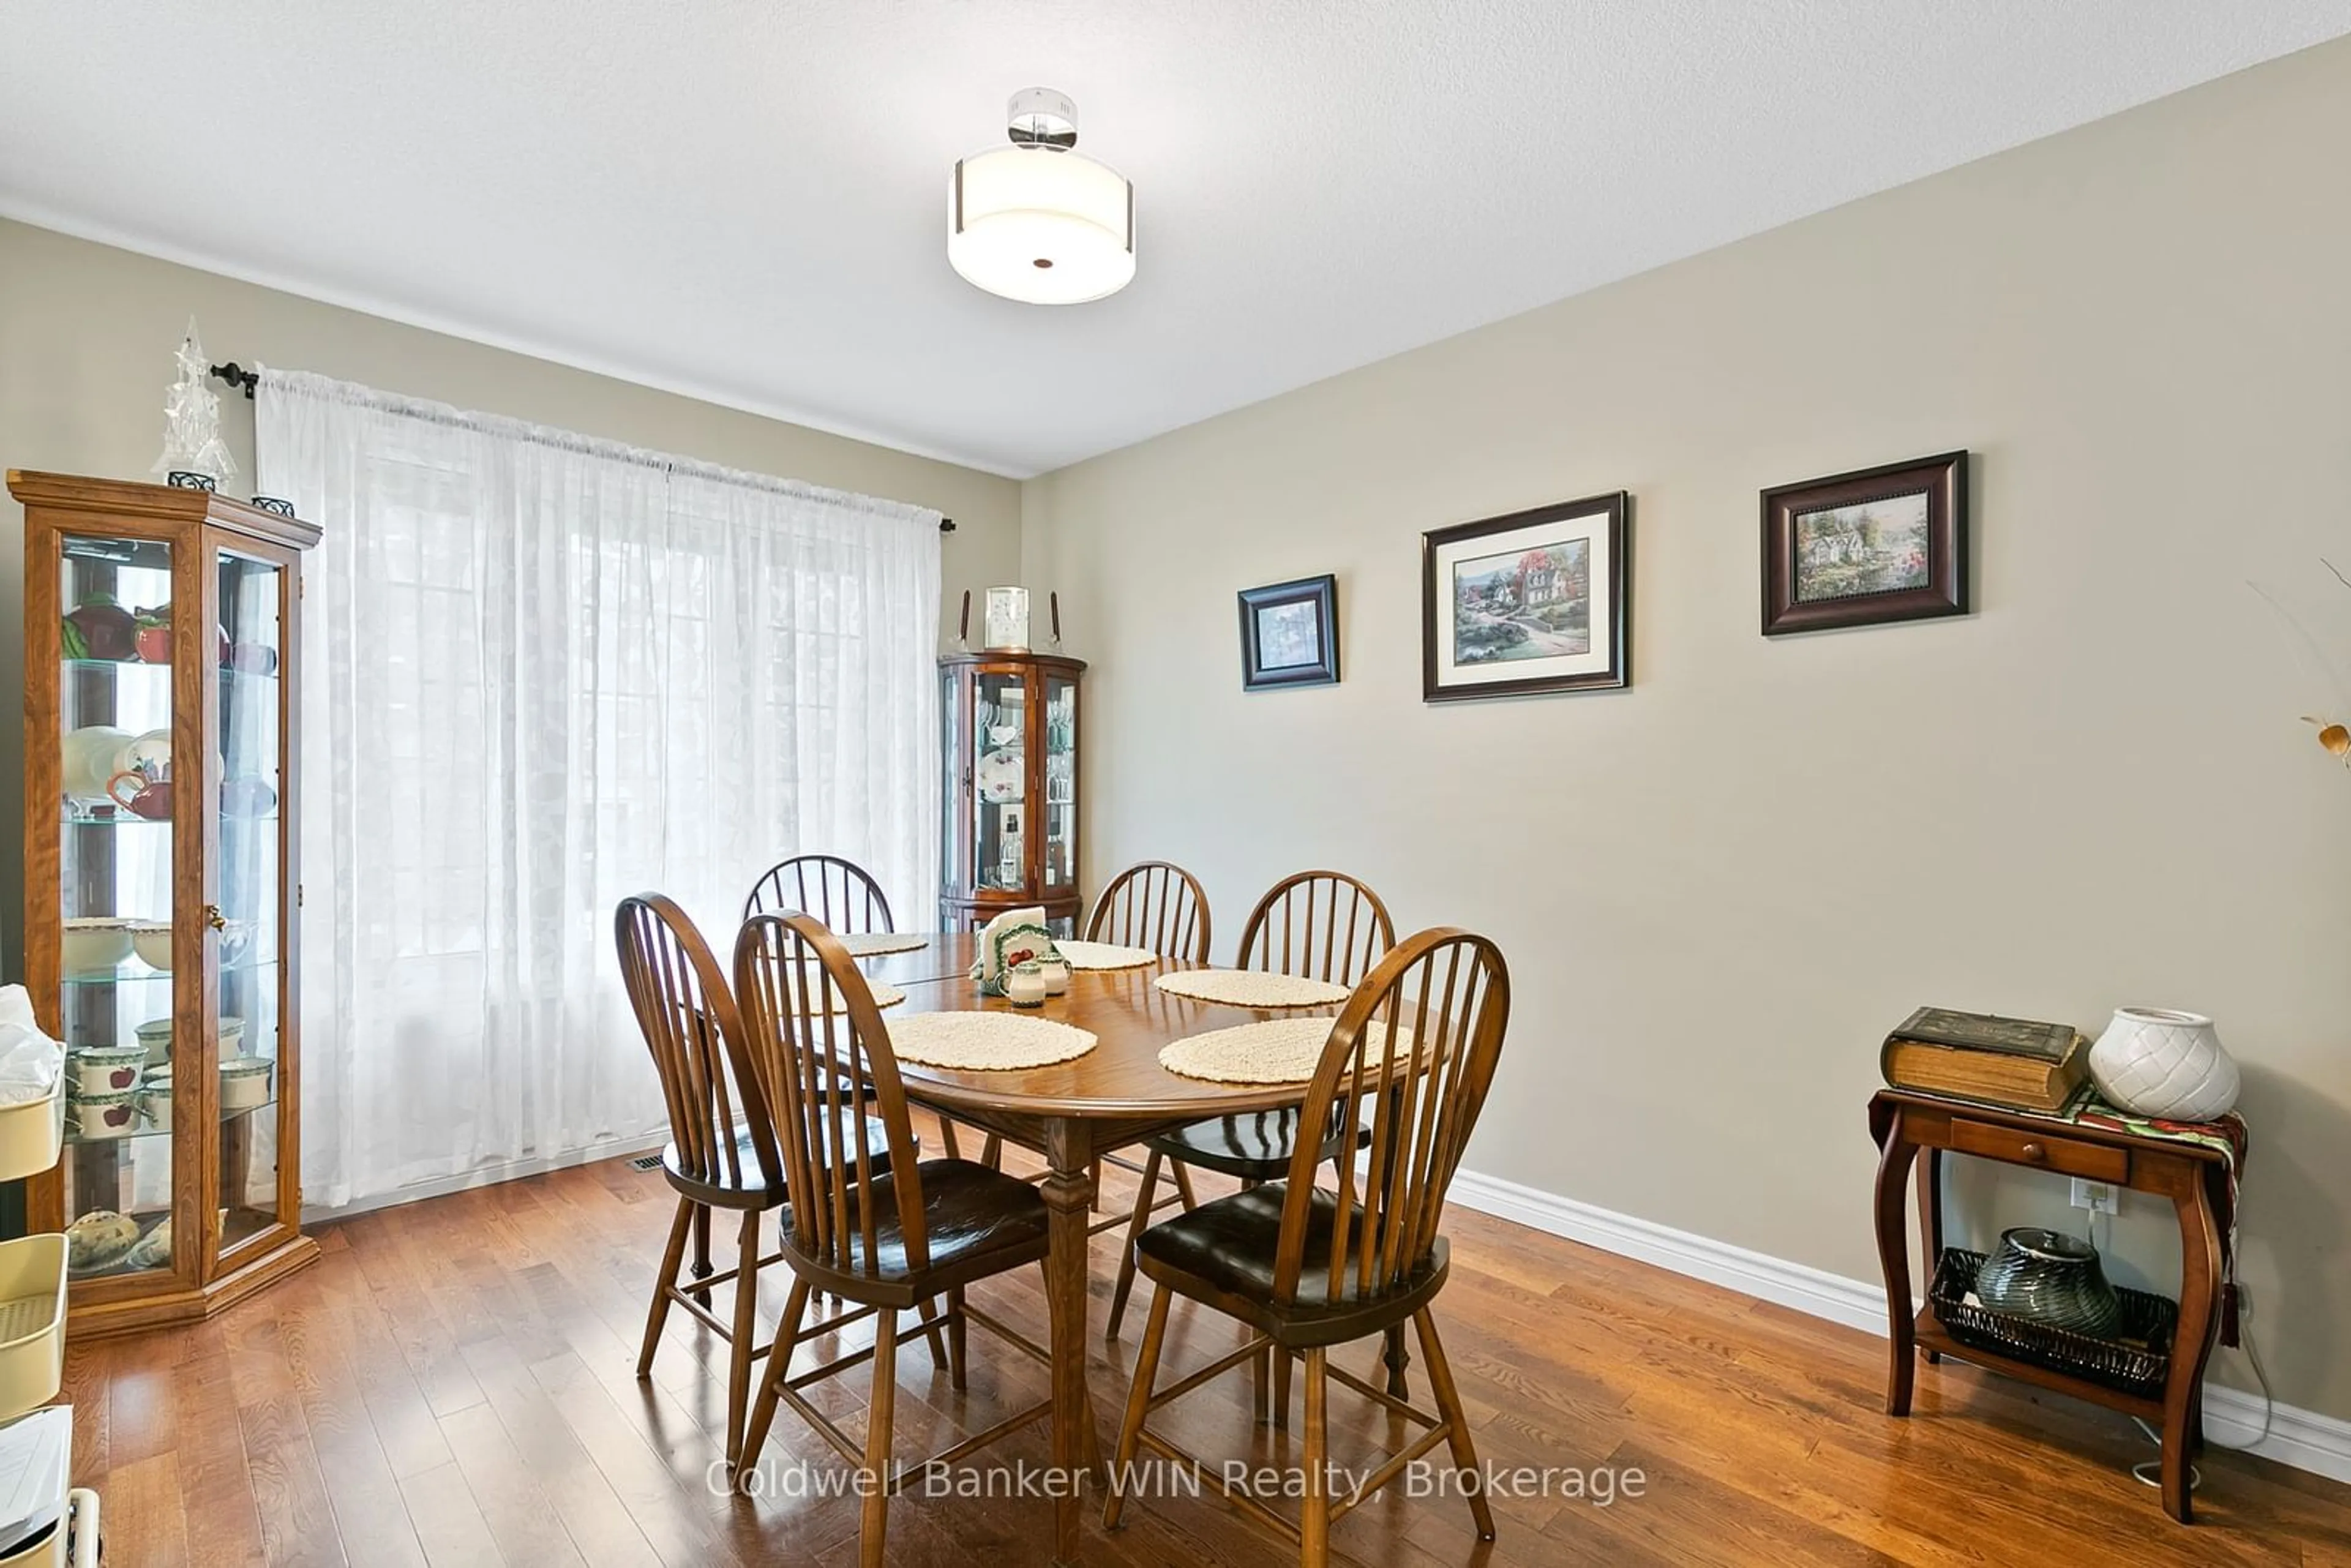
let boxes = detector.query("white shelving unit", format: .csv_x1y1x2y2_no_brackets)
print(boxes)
0,1087,96,1566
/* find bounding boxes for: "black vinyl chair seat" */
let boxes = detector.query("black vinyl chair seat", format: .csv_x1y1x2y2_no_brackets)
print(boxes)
1145,1110,1370,1182
818,1159,1052,1294
1136,1180,1450,1342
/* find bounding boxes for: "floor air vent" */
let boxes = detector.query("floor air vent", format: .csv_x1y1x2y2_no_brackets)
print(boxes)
628,1153,663,1171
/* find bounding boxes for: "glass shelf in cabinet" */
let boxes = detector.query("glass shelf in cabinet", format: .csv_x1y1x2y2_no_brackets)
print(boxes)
60,808,278,827
61,808,172,827
63,1095,277,1148
61,955,279,988
62,656,279,686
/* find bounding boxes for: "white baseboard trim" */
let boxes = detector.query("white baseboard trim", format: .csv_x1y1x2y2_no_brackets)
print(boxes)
301,1131,670,1225
1447,1166,2351,1487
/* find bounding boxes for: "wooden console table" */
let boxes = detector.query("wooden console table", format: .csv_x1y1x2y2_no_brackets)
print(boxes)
1869,1089,2236,1523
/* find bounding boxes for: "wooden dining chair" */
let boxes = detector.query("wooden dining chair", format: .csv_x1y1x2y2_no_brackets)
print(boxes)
1082,860,1215,1244
1086,860,1212,964
747,852,996,1162
1103,927,1511,1567
743,852,894,931
733,912,1060,1567
1106,870,1396,1403
615,893,931,1467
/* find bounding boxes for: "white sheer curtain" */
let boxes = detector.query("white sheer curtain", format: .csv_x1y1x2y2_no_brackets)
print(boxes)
256,369,940,1210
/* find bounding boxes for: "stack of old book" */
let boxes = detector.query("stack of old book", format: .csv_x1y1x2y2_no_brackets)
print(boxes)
1880,1007,2090,1114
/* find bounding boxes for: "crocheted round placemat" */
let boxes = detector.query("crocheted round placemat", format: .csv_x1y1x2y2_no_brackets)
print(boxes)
1158,1018,1419,1085
1054,939,1163,970
836,932,930,958
887,1010,1098,1070
1153,969,1349,1008
809,981,906,1014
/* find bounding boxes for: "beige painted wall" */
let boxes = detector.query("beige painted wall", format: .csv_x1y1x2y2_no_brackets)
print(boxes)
0,216,1022,967
1024,40,2351,1420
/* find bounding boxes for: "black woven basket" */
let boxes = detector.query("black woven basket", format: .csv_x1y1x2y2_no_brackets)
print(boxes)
1928,1248,2179,1401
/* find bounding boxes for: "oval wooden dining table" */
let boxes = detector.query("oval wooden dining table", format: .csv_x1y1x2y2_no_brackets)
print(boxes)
864,941,1336,1567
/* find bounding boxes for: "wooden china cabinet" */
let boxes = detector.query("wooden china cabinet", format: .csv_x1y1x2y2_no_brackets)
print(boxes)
939,651,1085,935
12,471,320,1337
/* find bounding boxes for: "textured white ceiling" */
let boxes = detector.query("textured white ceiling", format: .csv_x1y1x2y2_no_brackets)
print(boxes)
4,2,2348,476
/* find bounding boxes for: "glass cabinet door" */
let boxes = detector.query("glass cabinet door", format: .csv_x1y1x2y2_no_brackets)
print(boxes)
57,532,180,1281
970,667,1030,895
214,546,288,1259
1042,674,1078,895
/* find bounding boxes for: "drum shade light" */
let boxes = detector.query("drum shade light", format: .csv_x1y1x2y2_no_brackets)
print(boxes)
949,89,1134,306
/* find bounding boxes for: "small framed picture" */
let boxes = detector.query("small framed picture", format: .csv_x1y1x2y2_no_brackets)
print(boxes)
1423,492,1630,702
1761,452,1968,636
1238,574,1340,691
999,803,1024,838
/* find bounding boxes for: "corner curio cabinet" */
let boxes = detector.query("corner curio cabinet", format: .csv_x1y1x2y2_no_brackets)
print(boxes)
940,651,1085,935
12,471,321,1337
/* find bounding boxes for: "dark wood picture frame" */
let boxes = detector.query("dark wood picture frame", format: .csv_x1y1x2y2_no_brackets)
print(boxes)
1423,492,1630,702
1761,451,1968,636
1237,574,1340,691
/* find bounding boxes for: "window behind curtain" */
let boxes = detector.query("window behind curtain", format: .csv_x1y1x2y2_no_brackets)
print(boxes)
257,370,941,1210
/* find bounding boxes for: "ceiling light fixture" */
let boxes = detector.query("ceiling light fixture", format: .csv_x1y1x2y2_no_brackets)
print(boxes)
948,88,1134,306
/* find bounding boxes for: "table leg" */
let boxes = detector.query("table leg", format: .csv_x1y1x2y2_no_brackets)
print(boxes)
2164,1176,2224,1525
1916,1147,1943,1365
1043,1118,1100,1565
1871,1115,1921,1417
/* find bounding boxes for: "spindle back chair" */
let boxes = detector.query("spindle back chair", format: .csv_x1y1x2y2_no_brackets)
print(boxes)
1104,927,1512,1567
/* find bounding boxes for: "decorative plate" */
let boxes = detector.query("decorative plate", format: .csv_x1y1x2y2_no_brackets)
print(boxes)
976,748,1025,803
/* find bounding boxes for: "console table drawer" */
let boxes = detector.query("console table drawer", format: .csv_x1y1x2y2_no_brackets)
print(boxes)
1948,1118,2129,1182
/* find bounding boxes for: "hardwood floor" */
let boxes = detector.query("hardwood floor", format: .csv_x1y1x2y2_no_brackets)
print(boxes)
59,1125,2351,1566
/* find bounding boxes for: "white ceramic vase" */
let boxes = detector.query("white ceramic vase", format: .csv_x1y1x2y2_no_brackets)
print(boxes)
2087,1007,2240,1122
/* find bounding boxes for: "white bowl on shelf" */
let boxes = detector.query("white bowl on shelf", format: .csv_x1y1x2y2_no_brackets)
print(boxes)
129,921,173,972
219,1056,274,1112
133,1014,244,1067
59,918,135,973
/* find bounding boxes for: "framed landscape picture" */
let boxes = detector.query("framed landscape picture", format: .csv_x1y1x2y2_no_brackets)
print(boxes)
1423,492,1630,701
1237,573,1340,690
1761,451,1968,635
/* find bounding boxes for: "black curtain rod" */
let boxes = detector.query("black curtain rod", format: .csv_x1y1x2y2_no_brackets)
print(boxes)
208,361,954,533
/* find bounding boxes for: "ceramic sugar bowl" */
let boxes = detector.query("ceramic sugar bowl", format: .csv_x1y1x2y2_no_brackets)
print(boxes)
2087,1007,2240,1122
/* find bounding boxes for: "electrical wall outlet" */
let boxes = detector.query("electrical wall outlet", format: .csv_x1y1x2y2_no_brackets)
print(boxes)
2071,1177,2119,1215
